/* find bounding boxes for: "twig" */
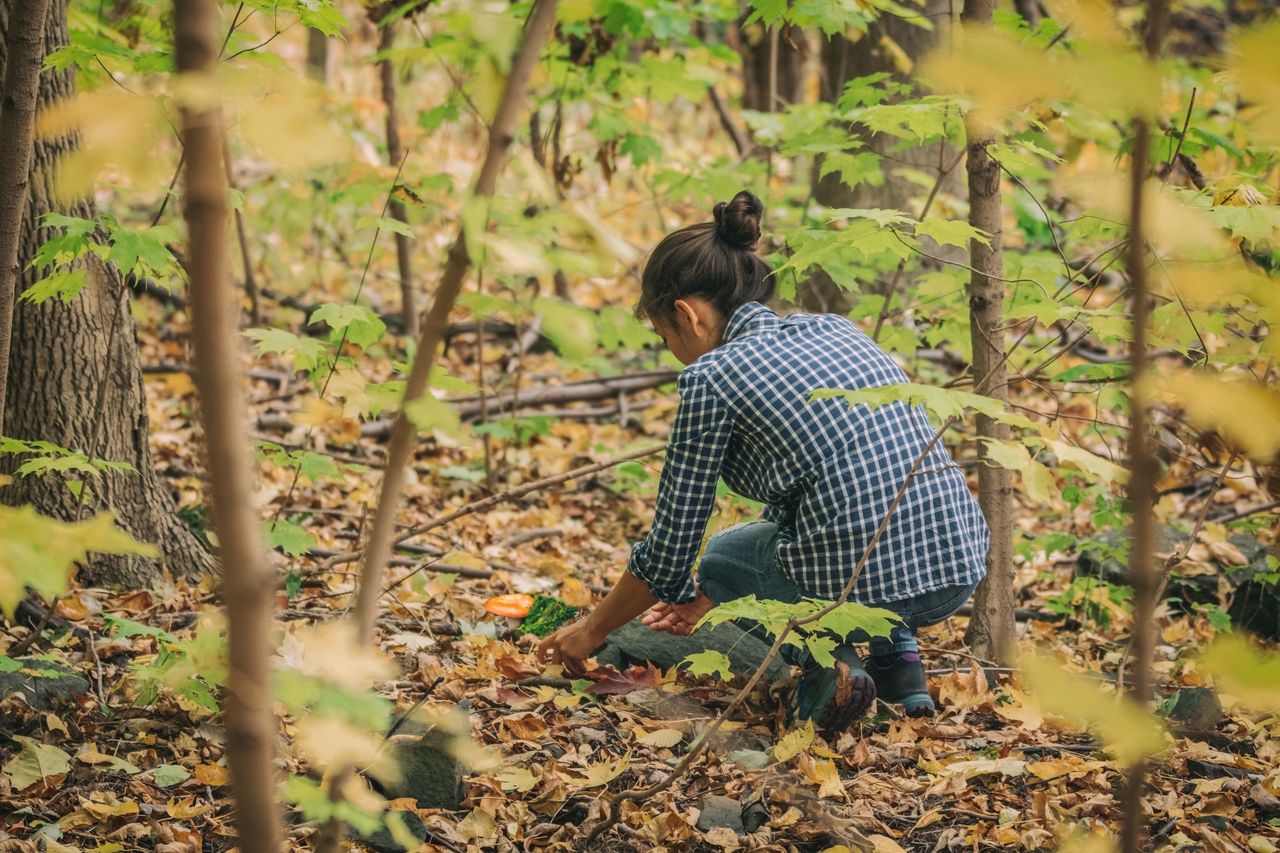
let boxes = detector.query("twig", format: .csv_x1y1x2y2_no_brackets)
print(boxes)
1162,87,1196,183
1210,499,1280,524
323,444,663,569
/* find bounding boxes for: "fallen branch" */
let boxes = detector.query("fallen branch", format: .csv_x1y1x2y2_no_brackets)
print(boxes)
324,444,663,569
581,419,957,847
255,370,679,437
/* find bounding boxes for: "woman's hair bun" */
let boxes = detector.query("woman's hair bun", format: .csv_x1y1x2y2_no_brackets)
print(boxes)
712,190,764,251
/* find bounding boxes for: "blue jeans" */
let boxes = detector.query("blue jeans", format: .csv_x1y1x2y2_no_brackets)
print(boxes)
698,521,977,667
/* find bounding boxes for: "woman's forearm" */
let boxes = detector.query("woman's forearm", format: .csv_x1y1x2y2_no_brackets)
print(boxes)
583,571,660,640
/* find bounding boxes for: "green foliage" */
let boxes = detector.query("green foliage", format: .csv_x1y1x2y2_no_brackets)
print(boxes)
695,595,899,666
1045,577,1133,628
0,508,157,619
681,649,733,681
810,383,1037,430
128,616,228,713
24,213,183,304
515,596,579,637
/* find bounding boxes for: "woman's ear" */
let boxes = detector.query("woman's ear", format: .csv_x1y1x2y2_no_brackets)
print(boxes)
671,298,700,334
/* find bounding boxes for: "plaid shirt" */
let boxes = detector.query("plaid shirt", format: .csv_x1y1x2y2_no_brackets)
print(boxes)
628,302,989,605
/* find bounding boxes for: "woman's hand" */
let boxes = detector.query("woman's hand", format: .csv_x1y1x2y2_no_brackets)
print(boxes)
536,620,606,676
640,591,714,636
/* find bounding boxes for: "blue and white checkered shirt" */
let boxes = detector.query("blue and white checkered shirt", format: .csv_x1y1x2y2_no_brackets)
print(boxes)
628,302,989,605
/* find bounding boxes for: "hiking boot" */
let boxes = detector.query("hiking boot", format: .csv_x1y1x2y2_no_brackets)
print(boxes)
791,644,876,736
867,651,936,718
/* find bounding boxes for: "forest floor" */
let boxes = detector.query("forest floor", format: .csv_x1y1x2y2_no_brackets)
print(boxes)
1,298,1278,852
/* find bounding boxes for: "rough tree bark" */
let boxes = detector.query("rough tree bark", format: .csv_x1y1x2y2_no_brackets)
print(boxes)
377,19,417,338
0,0,49,425
1119,1,1169,850
959,0,1015,665
805,0,959,312
174,1,281,851
0,0,214,588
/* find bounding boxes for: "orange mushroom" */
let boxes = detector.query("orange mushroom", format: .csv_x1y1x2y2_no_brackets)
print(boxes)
484,593,535,619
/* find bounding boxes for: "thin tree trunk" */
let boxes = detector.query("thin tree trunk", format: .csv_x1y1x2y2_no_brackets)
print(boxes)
222,134,260,326
377,20,416,338
1119,1,1169,850
174,2,280,851
0,0,49,428
0,0,214,587
305,27,328,82
960,0,1015,666
352,0,559,643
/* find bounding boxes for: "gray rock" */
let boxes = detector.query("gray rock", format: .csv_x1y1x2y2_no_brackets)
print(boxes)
380,726,465,810
1165,687,1223,735
696,795,745,835
595,620,790,683
357,810,428,853
742,797,769,833
0,657,90,710
1079,528,1280,637
571,727,607,746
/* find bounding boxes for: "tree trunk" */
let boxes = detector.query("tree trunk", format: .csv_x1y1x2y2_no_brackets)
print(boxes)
0,0,49,426
174,2,281,851
305,27,328,82
378,20,417,338
1119,1,1169,850
804,0,959,312
0,0,214,588
734,19,808,113
960,0,1015,666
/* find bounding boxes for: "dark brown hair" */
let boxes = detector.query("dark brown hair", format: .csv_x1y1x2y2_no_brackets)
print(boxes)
637,190,775,324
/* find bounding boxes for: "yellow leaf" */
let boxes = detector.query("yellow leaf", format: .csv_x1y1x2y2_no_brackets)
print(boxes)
573,751,631,788
294,717,390,776
192,763,230,786
36,89,169,202
1200,634,1280,711
224,67,347,169
166,797,209,820
1021,651,1166,765
559,577,594,608
45,713,69,737
993,687,1044,729
772,720,815,763
80,793,139,820
0,508,157,618
636,728,684,748
1026,754,1106,780
1231,23,1280,143
498,766,539,792
1145,371,1280,461
798,753,845,800
921,27,1067,127
869,835,909,853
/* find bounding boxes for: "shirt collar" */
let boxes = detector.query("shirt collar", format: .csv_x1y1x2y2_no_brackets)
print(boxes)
722,301,777,343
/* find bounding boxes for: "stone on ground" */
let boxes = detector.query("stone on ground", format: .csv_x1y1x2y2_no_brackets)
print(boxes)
379,724,465,810
696,794,746,834
1166,686,1223,735
0,657,90,710
595,620,790,683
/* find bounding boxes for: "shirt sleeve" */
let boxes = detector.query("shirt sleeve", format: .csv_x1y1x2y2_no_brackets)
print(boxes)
627,370,734,604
